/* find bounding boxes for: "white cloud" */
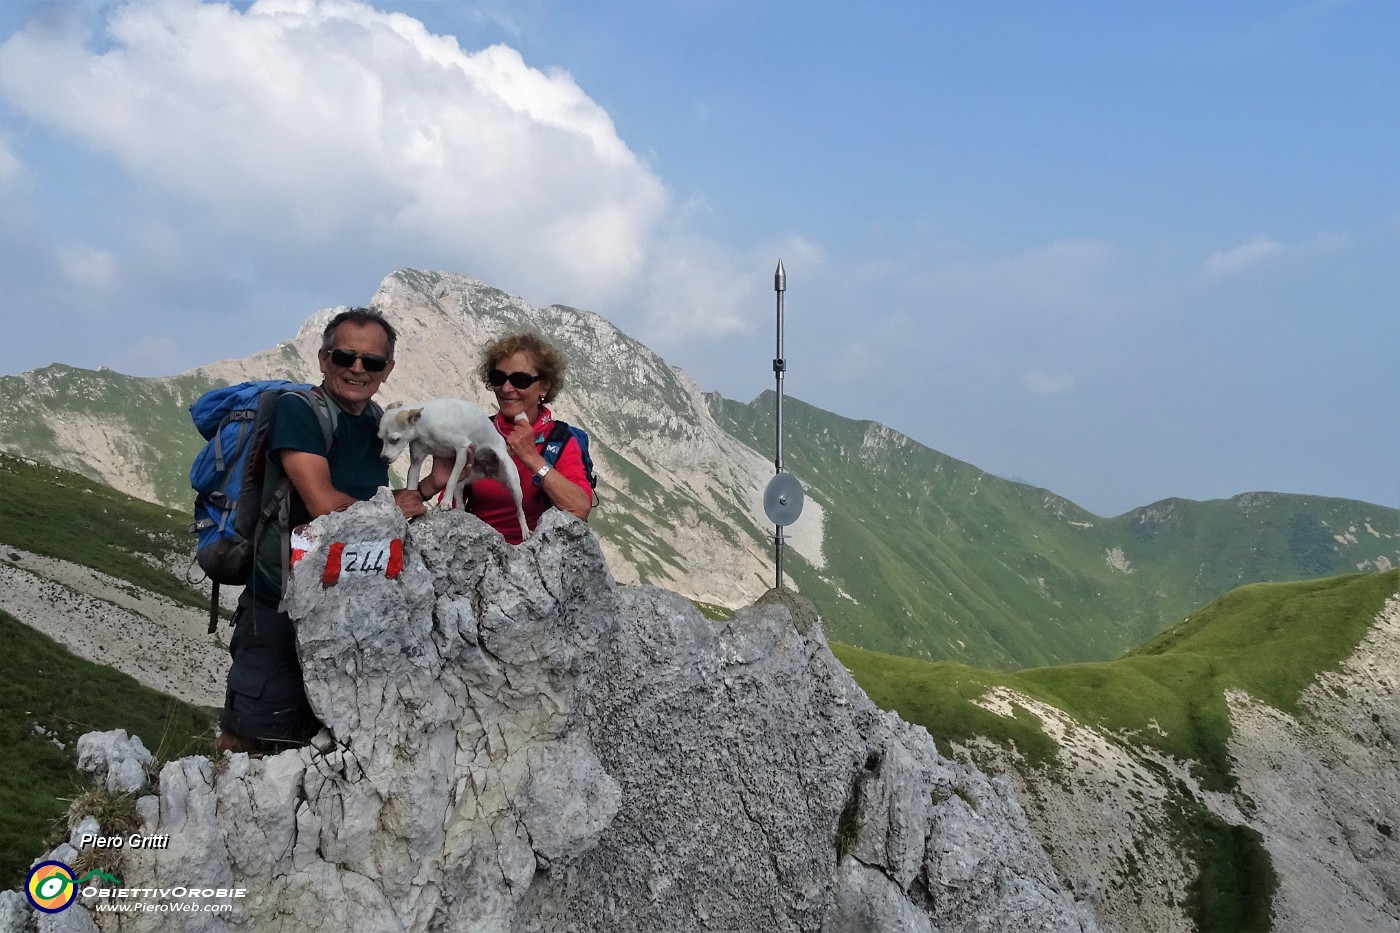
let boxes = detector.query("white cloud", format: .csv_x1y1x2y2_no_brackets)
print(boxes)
0,0,681,316
0,141,19,233
640,235,755,340
1022,370,1075,396
1201,234,1284,280
638,233,825,345
56,245,118,290
1199,232,1351,282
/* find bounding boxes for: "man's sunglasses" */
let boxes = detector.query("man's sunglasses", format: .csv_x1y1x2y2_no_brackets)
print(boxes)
326,348,390,372
488,369,545,390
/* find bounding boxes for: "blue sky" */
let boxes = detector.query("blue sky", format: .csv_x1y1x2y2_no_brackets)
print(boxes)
0,0,1395,517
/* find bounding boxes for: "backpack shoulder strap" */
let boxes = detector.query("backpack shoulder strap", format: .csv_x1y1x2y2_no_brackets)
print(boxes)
260,387,337,609
301,387,379,452
541,420,573,467
254,388,336,519
303,387,338,452
539,419,599,504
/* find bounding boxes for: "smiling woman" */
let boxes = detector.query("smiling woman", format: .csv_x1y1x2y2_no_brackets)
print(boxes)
420,331,593,545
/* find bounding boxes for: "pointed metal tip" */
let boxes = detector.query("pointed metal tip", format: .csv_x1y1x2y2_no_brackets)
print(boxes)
774,260,786,292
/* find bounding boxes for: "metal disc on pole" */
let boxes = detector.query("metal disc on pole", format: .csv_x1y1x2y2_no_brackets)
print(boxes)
763,471,805,527
768,258,805,590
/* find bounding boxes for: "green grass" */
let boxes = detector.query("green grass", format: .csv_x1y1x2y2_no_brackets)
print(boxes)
837,569,1397,933
692,600,734,621
0,367,221,507
0,609,217,887
0,455,221,886
831,645,1060,769
5,358,1396,671
1018,569,1400,790
831,571,1397,789
0,453,206,611
1179,806,1276,933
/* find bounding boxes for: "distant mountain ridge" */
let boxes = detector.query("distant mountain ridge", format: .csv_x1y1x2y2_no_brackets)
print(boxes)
711,391,1397,665
0,268,1394,668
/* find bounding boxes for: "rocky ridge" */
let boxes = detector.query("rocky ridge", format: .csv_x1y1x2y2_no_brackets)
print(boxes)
2,495,1094,932
958,594,1400,933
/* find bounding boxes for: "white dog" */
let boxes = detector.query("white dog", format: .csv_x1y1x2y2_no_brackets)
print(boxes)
378,399,529,539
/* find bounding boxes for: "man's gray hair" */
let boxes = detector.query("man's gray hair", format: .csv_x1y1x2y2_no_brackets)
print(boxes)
320,307,399,357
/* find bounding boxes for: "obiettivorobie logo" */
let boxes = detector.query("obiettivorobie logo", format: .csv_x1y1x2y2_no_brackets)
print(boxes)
25,862,118,913
24,860,245,915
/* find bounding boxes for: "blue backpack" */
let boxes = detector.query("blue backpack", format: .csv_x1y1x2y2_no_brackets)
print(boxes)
541,420,599,496
189,381,340,630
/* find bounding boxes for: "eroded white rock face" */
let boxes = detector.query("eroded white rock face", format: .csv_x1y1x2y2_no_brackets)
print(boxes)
961,692,1197,933
1224,595,1400,933
11,494,1093,932
957,594,1400,933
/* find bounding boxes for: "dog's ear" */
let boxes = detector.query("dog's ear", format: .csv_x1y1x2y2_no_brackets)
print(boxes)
384,400,404,412
406,408,424,425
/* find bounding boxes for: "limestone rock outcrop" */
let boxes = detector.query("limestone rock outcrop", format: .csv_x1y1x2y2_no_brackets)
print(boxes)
76,730,155,795
7,494,1094,932
956,592,1400,933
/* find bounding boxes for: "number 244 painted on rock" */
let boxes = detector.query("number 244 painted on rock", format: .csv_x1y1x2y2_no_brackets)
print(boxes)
302,537,405,588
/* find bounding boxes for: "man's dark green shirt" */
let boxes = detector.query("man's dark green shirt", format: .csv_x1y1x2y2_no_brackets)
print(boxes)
249,392,387,604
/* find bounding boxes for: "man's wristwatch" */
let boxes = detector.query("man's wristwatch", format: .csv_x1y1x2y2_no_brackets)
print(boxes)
532,463,552,486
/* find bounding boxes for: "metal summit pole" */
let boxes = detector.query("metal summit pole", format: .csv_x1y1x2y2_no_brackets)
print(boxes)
774,260,786,589
762,261,804,591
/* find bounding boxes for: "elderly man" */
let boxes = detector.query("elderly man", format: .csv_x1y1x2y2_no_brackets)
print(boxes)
216,307,427,753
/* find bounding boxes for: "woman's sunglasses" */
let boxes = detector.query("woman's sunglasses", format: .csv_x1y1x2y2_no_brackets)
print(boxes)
488,369,545,390
326,348,390,372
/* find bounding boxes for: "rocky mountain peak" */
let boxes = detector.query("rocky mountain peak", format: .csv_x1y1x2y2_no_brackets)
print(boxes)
5,498,1094,932
366,268,823,596
185,268,816,606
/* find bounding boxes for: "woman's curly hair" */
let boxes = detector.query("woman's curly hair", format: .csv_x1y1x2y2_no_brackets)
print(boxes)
477,331,568,403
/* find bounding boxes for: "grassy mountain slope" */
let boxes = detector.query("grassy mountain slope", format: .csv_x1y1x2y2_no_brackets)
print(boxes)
1022,569,1399,788
0,456,225,885
2,444,1394,930
840,569,1398,787
0,610,215,887
1097,493,1396,620
836,568,1400,933
0,453,204,611
712,391,1399,667
0,366,221,508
